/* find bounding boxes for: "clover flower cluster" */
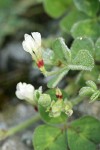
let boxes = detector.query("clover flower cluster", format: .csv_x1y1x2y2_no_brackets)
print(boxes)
47,89,73,117
16,83,73,118
15,32,73,118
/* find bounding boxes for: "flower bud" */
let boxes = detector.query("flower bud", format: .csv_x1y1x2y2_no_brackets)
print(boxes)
38,94,51,107
22,32,41,55
56,88,63,99
64,105,73,116
49,100,63,117
16,82,34,104
22,32,48,75
64,101,73,116
34,86,42,103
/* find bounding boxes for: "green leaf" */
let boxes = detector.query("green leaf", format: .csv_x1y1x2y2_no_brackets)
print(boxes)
98,74,100,82
71,37,95,58
13,0,41,15
68,116,100,150
79,87,94,97
0,15,28,47
33,125,67,150
43,0,72,18
90,91,100,103
86,80,97,90
73,0,99,17
47,68,69,88
43,49,55,65
82,66,100,82
0,0,14,9
52,38,71,64
39,89,68,124
60,9,87,33
71,19,100,40
69,50,94,71
95,38,100,61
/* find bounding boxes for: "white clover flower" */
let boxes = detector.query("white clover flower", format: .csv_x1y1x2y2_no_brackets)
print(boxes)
15,82,42,105
22,32,47,74
22,32,41,56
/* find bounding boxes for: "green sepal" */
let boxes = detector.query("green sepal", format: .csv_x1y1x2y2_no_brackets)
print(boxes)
38,94,51,108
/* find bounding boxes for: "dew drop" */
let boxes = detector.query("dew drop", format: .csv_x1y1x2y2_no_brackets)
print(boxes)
80,37,82,40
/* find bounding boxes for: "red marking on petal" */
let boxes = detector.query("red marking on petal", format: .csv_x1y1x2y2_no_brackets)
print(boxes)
37,59,44,68
56,94,63,99
34,106,38,112
59,95,63,99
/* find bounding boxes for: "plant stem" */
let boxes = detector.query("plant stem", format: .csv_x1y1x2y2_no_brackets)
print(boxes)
71,96,84,106
3,114,41,140
45,66,69,76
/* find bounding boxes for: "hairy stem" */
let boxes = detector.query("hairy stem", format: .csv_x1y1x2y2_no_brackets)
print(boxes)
0,113,41,140
45,66,68,76
71,96,84,106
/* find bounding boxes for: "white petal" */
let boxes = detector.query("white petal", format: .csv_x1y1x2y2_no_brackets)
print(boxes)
16,82,23,90
15,91,24,100
38,86,42,93
25,34,36,49
16,82,35,101
24,34,29,39
27,84,35,91
23,33,36,54
22,41,32,54
31,32,41,47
